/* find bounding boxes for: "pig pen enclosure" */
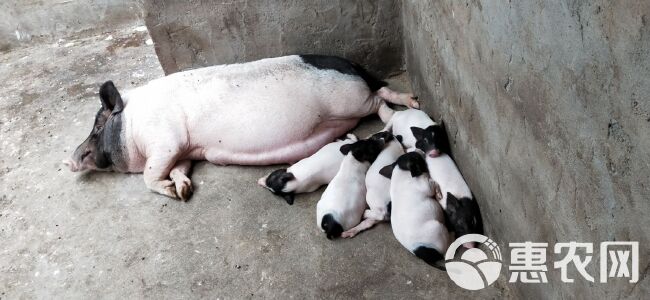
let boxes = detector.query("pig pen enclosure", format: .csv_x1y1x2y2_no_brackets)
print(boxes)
1,1,648,299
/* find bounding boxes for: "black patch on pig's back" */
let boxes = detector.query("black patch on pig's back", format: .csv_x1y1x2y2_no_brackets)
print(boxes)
299,55,388,92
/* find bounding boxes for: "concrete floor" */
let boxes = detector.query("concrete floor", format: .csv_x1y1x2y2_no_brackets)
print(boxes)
0,27,508,298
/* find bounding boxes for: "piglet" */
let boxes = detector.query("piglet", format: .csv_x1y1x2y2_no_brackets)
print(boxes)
317,138,386,239
258,134,358,205
413,127,483,247
379,152,450,270
340,131,404,238
382,108,436,151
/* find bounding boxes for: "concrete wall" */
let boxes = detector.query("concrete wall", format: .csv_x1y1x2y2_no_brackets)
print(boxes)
143,0,404,77
402,1,649,298
0,0,143,51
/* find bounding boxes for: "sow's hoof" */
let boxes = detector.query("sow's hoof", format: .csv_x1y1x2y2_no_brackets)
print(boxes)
174,178,194,201
155,179,192,201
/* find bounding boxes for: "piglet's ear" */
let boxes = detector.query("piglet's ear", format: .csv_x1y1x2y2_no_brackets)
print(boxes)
99,81,124,113
283,193,295,205
340,144,352,155
446,192,460,213
379,163,396,179
410,127,426,140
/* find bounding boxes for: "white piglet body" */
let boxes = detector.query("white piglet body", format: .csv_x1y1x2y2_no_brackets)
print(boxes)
385,152,450,269
284,135,357,192
258,134,357,204
340,133,404,238
426,154,472,209
316,138,385,239
317,155,369,238
383,109,435,151
366,140,404,212
426,154,484,241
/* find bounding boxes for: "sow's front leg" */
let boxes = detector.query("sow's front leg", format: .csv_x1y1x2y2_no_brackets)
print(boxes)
143,153,181,200
169,160,193,201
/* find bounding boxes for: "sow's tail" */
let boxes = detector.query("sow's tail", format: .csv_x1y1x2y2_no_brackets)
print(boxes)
413,246,446,271
321,214,343,240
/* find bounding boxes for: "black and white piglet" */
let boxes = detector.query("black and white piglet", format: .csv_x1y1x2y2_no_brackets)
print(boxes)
317,138,386,239
258,134,358,204
380,152,450,269
413,123,484,246
381,107,437,151
341,131,404,238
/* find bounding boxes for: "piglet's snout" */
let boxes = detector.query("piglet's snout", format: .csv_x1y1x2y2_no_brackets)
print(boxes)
428,149,441,158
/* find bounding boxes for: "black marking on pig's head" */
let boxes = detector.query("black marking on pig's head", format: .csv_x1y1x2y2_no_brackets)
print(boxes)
66,81,128,172
321,213,343,240
299,55,388,92
339,138,385,164
396,152,429,178
445,193,484,238
411,122,450,158
264,169,296,205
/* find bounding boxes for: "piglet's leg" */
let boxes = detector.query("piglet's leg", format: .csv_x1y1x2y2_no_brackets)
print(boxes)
341,217,382,238
143,154,178,199
363,208,389,221
378,101,395,123
376,87,420,109
170,160,193,201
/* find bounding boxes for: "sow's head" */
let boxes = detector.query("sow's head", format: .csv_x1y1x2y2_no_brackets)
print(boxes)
64,81,125,172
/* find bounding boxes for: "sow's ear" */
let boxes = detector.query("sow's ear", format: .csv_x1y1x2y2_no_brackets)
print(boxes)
340,144,352,155
410,127,426,140
379,163,396,179
99,81,124,113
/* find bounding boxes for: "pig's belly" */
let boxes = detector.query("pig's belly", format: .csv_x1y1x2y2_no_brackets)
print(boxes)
186,102,361,165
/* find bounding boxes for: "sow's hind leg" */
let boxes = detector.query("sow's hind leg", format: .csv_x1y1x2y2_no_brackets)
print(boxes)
376,87,420,109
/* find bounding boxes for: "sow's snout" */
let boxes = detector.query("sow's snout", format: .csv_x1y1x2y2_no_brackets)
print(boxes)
64,135,95,172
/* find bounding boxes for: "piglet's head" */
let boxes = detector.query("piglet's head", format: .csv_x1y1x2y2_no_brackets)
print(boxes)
446,193,484,246
379,151,429,179
339,138,386,164
411,122,450,158
64,81,124,172
258,169,296,205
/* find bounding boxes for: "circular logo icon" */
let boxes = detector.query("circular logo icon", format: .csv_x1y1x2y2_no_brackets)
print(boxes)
444,234,502,290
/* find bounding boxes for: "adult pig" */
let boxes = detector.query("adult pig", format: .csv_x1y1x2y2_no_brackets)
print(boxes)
64,55,418,200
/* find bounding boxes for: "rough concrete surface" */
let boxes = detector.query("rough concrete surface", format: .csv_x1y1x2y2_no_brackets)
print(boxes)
0,0,143,51
0,27,508,298
402,1,649,298
143,0,404,77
